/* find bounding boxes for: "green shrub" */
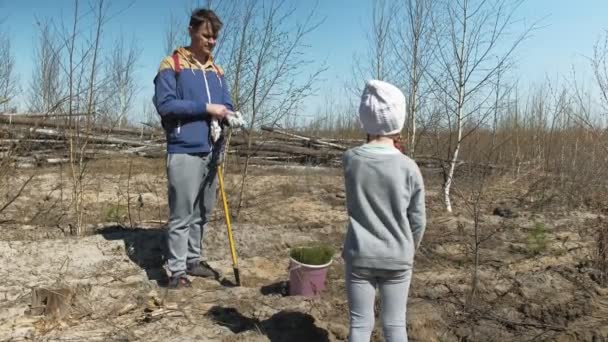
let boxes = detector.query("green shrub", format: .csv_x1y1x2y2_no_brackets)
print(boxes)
104,203,127,222
290,245,335,265
527,222,547,255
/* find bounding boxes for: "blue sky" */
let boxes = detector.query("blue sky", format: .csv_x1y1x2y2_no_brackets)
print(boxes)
1,0,607,119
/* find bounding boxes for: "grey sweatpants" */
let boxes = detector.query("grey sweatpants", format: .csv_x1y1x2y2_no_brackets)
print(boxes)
345,265,413,342
166,152,218,276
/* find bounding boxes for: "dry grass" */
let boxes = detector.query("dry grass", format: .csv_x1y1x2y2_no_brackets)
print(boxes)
2,145,608,341
596,217,608,287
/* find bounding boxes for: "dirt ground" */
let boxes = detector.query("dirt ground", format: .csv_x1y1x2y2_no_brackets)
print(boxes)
1,157,608,341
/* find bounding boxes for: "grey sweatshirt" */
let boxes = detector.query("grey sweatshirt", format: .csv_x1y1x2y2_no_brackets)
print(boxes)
342,144,426,270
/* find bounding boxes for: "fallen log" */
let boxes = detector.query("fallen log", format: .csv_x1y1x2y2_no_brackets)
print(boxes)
0,112,89,118
13,156,85,166
28,128,156,147
0,114,160,137
240,157,308,166
261,126,347,151
232,141,342,158
0,139,64,145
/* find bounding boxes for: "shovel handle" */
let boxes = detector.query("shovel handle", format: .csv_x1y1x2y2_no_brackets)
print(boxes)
217,165,239,275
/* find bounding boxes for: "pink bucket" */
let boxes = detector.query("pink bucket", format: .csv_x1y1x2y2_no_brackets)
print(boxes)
288,257,332,297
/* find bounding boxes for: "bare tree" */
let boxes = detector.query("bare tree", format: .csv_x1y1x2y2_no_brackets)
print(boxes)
571,31,608,133
568,30,608,203
369,0,396,81
592,30,608,115
164,12,184,56
354,0,435,157
163,1,235,57
351,0,397,92
142,98,161,129
0,24,18,112
393,0,435,157
27,20,63,113
215,0,325,216
61,0,108,234
429,0,534,212
155,1,325,217
0,19,30,219
98,36,140,127
30,0,133,234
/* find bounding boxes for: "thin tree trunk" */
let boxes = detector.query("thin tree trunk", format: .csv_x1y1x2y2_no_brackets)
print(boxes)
444,85,464,213
409,65,418,156
467,216,480,307
67,0,79,235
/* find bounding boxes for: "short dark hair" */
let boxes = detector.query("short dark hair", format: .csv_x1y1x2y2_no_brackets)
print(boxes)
189,8,223,34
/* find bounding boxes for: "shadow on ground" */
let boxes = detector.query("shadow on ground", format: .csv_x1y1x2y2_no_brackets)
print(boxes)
206,306,330,342
260,281,289,297
98,225,168,285
97,225,232,287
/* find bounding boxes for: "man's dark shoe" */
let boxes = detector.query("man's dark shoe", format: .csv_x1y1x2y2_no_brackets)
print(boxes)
168,275,192,289
186,261,216,278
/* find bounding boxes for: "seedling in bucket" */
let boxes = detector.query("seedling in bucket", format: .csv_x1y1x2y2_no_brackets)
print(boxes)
288,245,334,297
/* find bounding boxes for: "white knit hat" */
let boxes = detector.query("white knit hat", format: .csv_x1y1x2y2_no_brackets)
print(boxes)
358,80,406,136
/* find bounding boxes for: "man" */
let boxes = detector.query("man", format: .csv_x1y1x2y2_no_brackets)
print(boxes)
153,8,232,289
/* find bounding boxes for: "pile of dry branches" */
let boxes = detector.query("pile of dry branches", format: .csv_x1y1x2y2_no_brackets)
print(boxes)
0,114,360,168
228,126,355,167
0,113,164,168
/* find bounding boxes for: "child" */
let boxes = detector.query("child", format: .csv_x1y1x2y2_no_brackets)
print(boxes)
342,80,426,342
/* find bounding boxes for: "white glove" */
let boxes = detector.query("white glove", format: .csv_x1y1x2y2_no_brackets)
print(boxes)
226,111,246,129
210,119,222,143
211,111,246,143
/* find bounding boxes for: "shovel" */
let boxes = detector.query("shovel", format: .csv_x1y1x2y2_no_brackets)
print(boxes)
217,164,241,286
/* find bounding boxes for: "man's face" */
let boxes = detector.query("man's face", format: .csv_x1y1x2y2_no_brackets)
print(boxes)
189,22,218,57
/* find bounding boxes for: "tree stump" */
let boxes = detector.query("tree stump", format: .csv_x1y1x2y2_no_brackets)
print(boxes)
28,287,73,319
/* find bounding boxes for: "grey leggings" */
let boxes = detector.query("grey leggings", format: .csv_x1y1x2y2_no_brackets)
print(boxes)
345,265,413,342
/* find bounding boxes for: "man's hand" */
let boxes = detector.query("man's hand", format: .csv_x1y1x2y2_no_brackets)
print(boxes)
206,103,229,120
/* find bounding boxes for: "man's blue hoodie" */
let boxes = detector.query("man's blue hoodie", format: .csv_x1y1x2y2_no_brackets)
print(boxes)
153,47,233,154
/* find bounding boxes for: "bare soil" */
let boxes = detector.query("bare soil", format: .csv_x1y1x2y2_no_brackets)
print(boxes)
1,158,607,341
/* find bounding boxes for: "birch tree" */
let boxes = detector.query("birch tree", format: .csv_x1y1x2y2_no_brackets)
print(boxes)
430,0,533,212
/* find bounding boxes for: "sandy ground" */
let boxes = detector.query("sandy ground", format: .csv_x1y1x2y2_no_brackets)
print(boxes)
1,158,607,341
